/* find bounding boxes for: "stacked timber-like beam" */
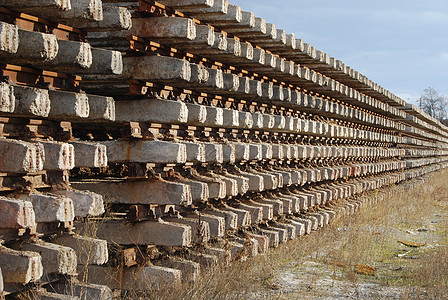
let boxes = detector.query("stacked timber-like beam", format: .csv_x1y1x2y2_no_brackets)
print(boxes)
0,0,447,297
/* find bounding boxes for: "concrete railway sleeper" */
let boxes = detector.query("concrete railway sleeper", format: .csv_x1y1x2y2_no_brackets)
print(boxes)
62,165,444,289
0,0,448,297
130,1,435,120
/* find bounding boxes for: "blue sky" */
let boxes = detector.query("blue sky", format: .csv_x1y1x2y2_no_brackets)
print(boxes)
232,0,448,105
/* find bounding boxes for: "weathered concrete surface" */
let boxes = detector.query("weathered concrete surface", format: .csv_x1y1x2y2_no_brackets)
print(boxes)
180,141,205,163
252,170,278,190
173,177,209,201
123,55,191,83
70,6,132,31
16,193,74,223
0,139,43,173
233,237,258,258
82,48,123,75
37,290,79,300
278,170,293,186
284,192,307,211
221,172,249,194
53,234,108,265
0,197,35,229
20,241,77,275
39,39,92,71
246,232,269,254
250,48,266,66
288,220,306,236
78,264,181,290
222,205,251,227
104,140,187,164
198,68,224,90
222,143,236,163
167,217,210,243
154,258,200,283
214,173,238,196
259,228,279,248
132,17,196,42
187,252,218,268
268,226,289,243
247,200,273,220
220,72,240,93
272,144,284,160
51,189,105,217
0,246,43,284
189,31,227,55
232,169,264,192
40,141,75,171
273,115,286,130
276,196,293,215
203,106,224,126
261,143,273,160
0,21,19,54
70,141,107,168
190,173,226,199
93,219,192,247
204,208,238,230
256,197,283,217
291,217,313,235
203,142,224,164
186,212,225,237
174,25,214,49
222,37,241,57
13,85,51,118
3,0,102,21
1,29,58,63
220,9,255,30
239,111,254,128
272,223,296,240
233,143,250,161
48,90,89,120
179,0,228,14
226,16,267,36
71,178,191,205
205,177,227,198
115,98,188,124
238,203,263,225
0,266,3,296
0,82,15,113
247,79,263,98
227,241,245,260
262,114,275,130
59,0,103,21
249,144,262,161
203,247,232,264
158,0,213,9
185,102,207,125
292,190,315,208
87,95,115,121
50,281,112,300
200,3,242,24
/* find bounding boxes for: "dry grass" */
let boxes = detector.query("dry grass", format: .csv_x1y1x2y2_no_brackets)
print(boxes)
12,172,446,299
137,170,448,300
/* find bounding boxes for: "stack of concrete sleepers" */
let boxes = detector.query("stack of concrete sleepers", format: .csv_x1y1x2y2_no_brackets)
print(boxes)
1,0,448,296
0,0,132,298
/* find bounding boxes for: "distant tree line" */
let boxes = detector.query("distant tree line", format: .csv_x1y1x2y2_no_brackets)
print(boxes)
419,87,448,126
